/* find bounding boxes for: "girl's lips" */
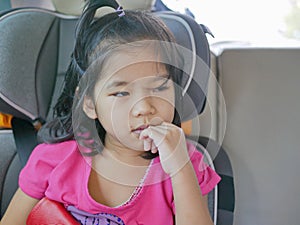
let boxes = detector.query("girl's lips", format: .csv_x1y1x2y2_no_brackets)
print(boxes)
132,125,149,134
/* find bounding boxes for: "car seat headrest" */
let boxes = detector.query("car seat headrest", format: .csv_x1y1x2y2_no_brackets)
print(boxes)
0,8,212,124
155,11,212,121
52,0,155,16
0,9,60,122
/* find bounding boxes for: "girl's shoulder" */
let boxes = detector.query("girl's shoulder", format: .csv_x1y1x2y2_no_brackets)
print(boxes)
27,140,80,168
34,139,78,153
19,140,83,199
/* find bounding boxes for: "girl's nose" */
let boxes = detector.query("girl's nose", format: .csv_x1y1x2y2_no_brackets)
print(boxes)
131,97,155,117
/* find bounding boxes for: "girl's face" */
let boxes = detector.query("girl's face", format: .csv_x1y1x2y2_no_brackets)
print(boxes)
84,57,175,151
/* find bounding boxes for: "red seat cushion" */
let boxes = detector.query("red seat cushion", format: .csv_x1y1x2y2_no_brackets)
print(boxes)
26,197,79,225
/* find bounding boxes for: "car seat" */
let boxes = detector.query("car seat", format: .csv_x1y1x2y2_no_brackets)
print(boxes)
0,5,234,225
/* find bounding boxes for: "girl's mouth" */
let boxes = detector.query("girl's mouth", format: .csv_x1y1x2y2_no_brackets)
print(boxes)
132,125,149,134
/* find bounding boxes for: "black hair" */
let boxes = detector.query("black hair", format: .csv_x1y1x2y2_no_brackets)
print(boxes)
38,0,183,159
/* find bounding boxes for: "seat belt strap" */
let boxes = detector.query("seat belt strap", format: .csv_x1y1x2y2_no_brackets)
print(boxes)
11,117,38,168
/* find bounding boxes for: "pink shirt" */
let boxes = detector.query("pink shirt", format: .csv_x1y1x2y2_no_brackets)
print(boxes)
19,140,220,225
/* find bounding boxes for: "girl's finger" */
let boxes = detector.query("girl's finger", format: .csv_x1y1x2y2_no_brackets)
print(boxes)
151,142,158,154
149,124,169,135
143,137,152,151
145,126,167,148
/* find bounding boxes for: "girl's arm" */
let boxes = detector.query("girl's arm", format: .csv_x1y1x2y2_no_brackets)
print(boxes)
140,123,214,225
171,162,213,225
0,188,39,225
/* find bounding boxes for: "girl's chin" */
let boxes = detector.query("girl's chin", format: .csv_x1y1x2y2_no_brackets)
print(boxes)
114,136,145,151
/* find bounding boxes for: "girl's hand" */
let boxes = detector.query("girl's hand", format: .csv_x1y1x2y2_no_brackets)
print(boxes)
139,122,190,176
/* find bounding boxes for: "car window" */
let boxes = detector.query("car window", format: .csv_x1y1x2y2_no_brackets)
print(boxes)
163,0,300,47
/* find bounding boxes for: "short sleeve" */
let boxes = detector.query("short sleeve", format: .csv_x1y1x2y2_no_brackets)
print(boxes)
18,141,76,199
188,142,221,196
18,144,55,199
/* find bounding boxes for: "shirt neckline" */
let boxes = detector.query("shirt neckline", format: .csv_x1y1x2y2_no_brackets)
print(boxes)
83,155,155,210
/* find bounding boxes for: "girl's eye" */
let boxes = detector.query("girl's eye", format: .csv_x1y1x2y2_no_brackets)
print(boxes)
112,91,129,97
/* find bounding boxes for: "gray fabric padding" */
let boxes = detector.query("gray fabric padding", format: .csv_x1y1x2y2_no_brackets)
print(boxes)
216,47,300,225
0,9,78,122
45,18,78,120
0,130,20,218
1,153,21,218
0,10,57,121
57,19,77,75
217,210,234,225
155,12,211,121
35,18,60,120
0,130,16,199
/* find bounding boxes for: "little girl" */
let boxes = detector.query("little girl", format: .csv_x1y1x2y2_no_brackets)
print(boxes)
1,0,220,224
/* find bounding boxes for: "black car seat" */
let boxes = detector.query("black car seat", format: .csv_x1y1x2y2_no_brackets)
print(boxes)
0,6,234,225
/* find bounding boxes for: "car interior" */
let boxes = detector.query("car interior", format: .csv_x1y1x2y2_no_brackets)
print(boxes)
0,0,234,224
1,0,300,225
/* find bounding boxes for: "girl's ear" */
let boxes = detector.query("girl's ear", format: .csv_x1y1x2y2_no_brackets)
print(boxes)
83,96,97,119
